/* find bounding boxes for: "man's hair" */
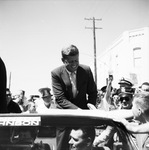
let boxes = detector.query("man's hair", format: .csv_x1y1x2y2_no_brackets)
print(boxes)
133,91,149,115
141,82,149,92
71,126,95,143
61,44,79,59
141,82,149,86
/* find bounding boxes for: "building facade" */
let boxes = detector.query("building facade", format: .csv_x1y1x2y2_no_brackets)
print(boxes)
97,27,149,88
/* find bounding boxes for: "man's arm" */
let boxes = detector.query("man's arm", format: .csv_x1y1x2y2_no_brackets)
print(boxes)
107,109,133,119
102,76,113,111
116,118,149,133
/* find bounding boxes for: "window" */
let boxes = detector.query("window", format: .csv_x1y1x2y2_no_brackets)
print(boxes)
133,47,141,68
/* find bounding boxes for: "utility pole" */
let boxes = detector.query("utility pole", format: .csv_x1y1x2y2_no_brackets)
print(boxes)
85,17,102,85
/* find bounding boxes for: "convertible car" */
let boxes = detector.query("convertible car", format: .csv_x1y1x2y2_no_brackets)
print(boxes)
0,109,139,150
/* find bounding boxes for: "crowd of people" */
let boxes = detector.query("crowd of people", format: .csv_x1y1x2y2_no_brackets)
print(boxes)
1,44,149,150
3,87,55,114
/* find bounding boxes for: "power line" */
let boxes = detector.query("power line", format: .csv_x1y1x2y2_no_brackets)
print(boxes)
84,17,102,86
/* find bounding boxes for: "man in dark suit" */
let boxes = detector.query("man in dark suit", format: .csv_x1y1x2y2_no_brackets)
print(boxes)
51,44,97,150
0,57,7,113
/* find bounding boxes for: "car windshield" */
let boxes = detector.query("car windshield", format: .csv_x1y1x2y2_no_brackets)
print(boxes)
0,110,139,150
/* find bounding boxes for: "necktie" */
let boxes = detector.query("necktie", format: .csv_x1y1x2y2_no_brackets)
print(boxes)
70,72,77,98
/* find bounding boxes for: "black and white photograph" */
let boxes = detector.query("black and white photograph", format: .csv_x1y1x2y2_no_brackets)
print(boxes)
0,0,149,150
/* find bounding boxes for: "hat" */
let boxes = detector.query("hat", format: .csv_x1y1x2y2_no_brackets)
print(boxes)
118,86,134,97
38,88,52,98
118,77,133,87
119,92,133,97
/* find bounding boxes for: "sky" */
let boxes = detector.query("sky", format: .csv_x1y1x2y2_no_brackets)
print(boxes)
0,0,149,96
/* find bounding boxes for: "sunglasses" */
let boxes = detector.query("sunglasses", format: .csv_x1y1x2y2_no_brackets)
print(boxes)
119,97,131,102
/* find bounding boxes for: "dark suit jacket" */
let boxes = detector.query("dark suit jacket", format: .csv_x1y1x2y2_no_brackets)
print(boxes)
0,57,7,113
7,100,22,113
51,64,97,109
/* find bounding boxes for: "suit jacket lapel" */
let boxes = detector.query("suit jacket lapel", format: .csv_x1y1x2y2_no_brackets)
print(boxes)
61,66,84,98
61,67,71,86
76,67,84,91
61,67,73,96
